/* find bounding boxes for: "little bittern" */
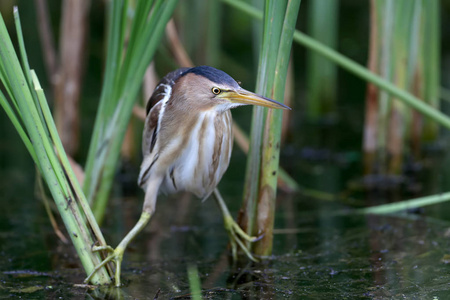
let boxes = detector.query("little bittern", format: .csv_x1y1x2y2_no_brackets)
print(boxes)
86,66,290,286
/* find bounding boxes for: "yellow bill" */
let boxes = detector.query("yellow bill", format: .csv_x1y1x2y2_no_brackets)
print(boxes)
220,89,291,110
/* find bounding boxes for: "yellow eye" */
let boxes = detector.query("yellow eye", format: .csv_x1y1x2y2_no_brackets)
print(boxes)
211,87,221,95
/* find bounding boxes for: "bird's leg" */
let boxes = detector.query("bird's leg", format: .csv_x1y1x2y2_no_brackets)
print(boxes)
213,188,260,262
84,211,152,287
85,178,160,287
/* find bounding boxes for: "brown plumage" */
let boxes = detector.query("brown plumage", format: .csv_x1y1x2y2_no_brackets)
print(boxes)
86,66,290,287
138,67,241,209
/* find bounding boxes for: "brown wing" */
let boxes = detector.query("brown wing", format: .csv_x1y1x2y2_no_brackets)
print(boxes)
146,67,190,114
142,101,161,156
142,68,190,157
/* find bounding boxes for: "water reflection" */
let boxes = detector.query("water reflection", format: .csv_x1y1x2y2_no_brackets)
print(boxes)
2,111,450,299
3,166,450,299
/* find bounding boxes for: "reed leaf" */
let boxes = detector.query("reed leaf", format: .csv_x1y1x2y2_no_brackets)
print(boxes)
0,8,111,284
223,0,450,131
225,0,450,227
356,192,450,215
83,0,179,223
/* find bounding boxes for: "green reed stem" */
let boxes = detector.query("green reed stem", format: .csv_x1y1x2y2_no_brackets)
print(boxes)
240,0,300,257
223,0,450,130
422,0,440,140
187,265,202,300
0,8,111,284
306,0,338,119
33,71,108,250
83,0,179,224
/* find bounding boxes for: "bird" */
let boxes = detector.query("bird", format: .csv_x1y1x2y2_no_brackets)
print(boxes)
85,66,290,286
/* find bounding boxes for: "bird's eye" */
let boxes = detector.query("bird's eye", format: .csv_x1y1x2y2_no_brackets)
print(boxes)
211,87,221,95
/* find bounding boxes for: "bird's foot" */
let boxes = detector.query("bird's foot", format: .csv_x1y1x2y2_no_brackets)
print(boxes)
223,215,262,262
84,212,152,287
84,245,125,287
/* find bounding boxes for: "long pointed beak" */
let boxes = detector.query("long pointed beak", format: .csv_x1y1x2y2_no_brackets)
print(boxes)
220,89,291,110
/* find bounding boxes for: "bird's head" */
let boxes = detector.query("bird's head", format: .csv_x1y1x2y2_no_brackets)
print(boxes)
173,66,291,112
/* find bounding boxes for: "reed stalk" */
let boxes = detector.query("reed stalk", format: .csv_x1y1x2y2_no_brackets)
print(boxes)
421,0,440,141
83,0,178,223
187,265,202,300
54,0,89,156
222,0,450,132
0,8,111,284
224,0,450,226
239,0,300,257
160,18,302,192
34,0,89,156
363,0,379,173
362,0,440,174
177,0,204,62
205,0,221,66
306,0,338,120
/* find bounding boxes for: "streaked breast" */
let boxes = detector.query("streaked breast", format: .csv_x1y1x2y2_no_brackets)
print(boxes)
159,110,233,198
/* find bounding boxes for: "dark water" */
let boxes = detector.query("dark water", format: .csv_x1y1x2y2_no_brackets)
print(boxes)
2,1,450,298
2,114,450,299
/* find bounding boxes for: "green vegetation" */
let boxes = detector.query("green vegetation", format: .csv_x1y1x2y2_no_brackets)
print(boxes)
83,0,179,224
306,0,339,120
0,8,111,284
239,0,301,257
1,0,450,290
363,0,441,174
